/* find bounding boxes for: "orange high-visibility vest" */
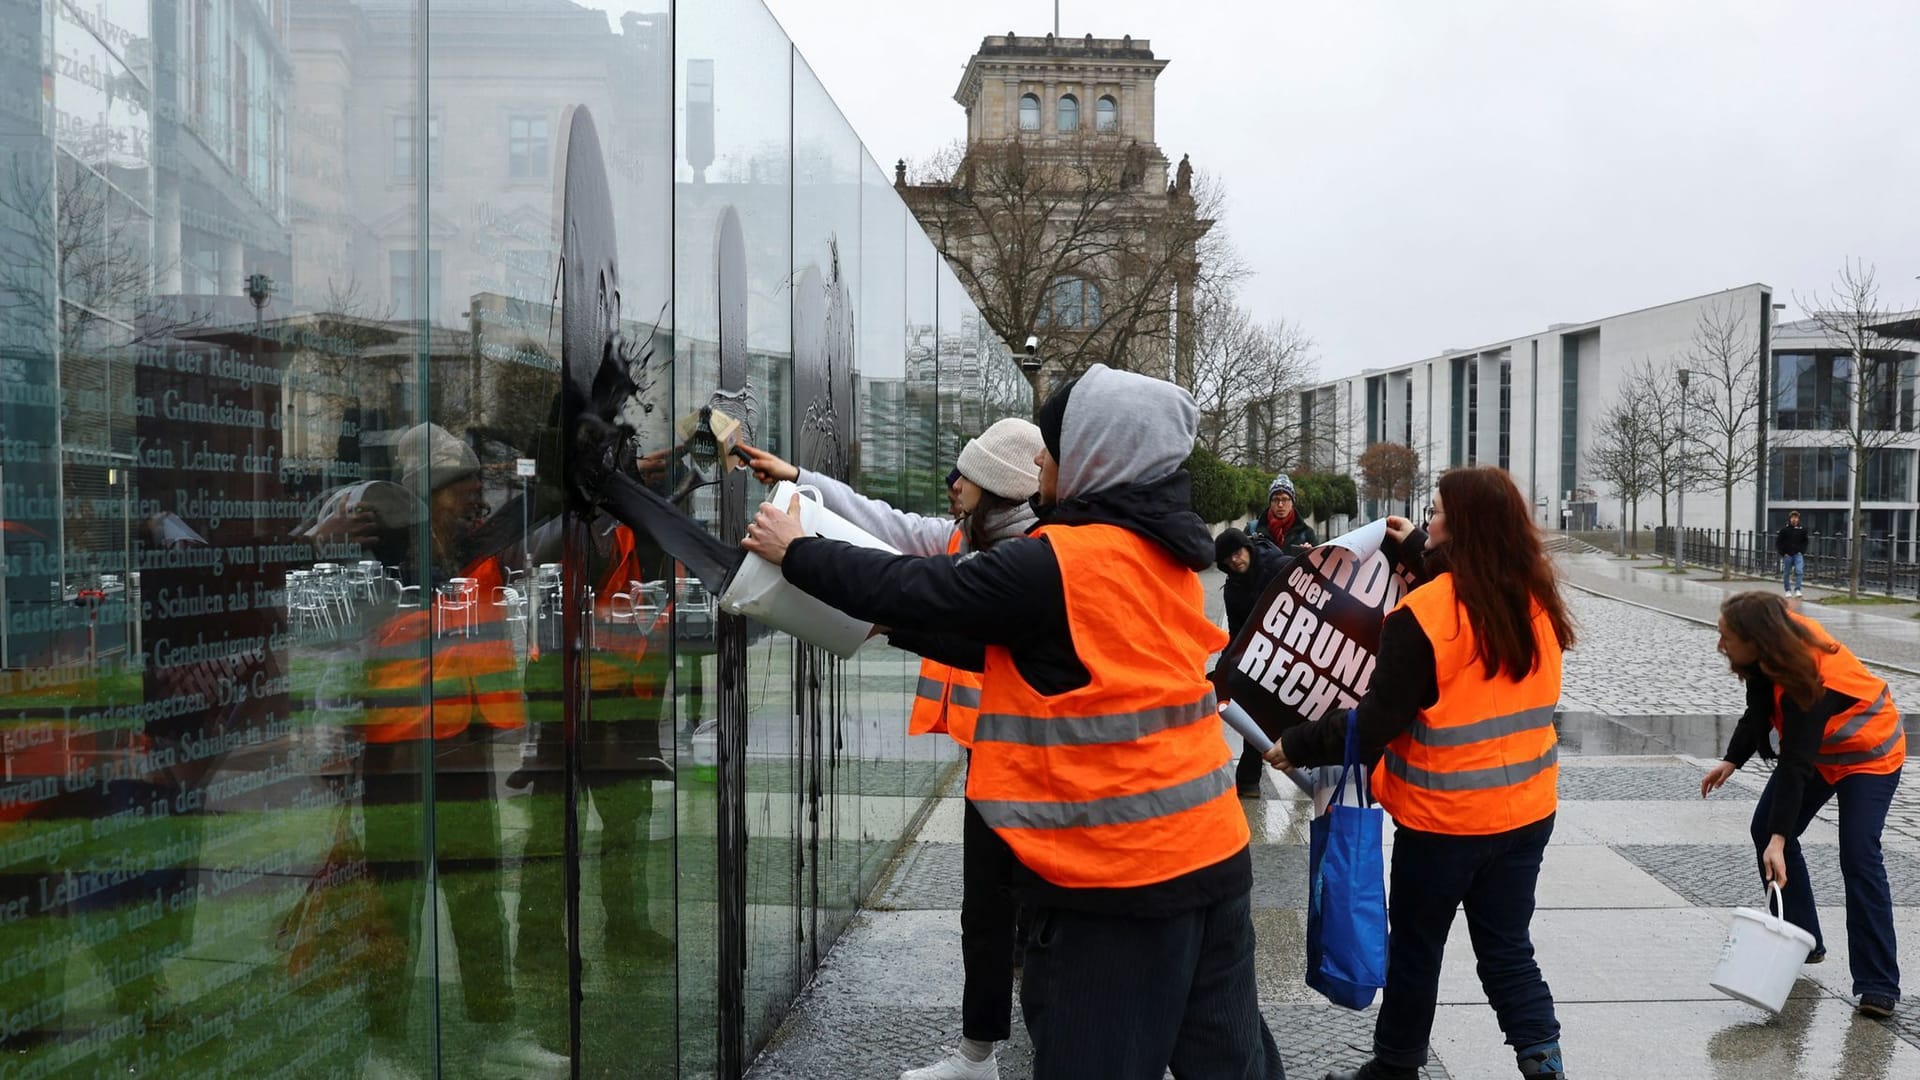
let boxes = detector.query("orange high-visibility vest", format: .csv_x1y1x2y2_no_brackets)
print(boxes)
909,532,984,746
588,526,668,697
362,556,527,743
1372,573,1562,836
1775,614,1905,784
968,523,1244,890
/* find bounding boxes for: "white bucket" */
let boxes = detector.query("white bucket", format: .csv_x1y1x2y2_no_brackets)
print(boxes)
718,481,900,659
1709,883,1816,1013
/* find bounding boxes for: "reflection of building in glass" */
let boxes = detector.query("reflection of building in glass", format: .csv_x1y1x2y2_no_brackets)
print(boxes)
287,0,666,330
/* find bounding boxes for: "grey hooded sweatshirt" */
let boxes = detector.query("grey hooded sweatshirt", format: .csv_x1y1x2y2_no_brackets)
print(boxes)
779,364,1247,916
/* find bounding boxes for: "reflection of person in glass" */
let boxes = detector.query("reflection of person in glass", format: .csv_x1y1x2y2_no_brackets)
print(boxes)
513,513,674,975
356,423,565,1078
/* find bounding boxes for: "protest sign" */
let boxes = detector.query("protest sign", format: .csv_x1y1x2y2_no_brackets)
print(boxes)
1218,519,1420,742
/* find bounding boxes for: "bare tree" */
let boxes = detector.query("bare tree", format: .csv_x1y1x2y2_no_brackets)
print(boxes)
1796,259,1919,598
1188,296,1315,466
1587,383,1658,557
1624,358,1709,539
1357,441,1421,517
1682,300,1764,578
904,138,1236,396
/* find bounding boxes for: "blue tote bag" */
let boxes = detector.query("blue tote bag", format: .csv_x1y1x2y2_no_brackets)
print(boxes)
1305,711,1388,1009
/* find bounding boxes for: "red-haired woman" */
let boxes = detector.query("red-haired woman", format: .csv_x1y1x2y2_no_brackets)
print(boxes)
1266,466,1576,1080
1702,591,1903,1019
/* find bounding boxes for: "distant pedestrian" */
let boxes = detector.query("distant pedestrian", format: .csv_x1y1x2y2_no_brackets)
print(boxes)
1776,512,1808,597
1251,473,1317,557
1702,591,1904,1020
739,418,1045,1080
744,364,1286,1079
1265,466,1575,1080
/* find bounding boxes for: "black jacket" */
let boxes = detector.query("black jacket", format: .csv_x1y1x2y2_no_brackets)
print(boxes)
1724,666,1854,838
1776,524,1808,556
1223,539,1292,640
1251,510,1317,558
781,469,1250,916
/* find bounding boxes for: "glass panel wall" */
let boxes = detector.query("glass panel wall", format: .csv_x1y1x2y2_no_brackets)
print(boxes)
0,1,1022,1076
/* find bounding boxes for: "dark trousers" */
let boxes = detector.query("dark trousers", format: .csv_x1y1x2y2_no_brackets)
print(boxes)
362,733,513,1039
1236,741,1265,793
1374,816,1559,1070
961,796,1018,1041
1020,890,1285,1080
1751,766,1902,1000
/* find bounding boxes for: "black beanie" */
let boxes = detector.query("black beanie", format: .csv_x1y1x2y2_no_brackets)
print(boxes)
1214,527,1252,571
1034,375,1078,463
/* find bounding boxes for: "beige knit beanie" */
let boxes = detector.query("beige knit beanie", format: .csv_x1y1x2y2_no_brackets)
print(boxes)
956,418,1044,501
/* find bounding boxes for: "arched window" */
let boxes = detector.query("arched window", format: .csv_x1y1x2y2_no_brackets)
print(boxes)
1039,276,1101,329
1018,93,1040,132
1096,95,1118,131
1058,94,1079,133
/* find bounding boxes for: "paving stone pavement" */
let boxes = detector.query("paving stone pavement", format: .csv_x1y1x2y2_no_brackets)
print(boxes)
1616,842,1920,908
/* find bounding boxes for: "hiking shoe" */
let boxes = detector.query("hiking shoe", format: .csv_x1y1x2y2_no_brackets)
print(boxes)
901,1050,998,1080
1805,946,1826,964
1858,994,1898,1019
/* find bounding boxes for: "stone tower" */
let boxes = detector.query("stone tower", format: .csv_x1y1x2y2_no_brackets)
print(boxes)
905,32,1207,395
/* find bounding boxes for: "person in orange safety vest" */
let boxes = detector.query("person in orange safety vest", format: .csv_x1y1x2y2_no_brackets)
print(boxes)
738,417,1044,1080
743,365,1284,1080
1703,591,1904,1019
1267,466,1578,1080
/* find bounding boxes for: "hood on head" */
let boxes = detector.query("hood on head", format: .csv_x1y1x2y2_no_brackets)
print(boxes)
1214,527,1252,572
1055,364,1199,503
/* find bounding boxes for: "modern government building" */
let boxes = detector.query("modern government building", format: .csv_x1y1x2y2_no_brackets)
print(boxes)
1300,284,1920,553
0,0,1032,1077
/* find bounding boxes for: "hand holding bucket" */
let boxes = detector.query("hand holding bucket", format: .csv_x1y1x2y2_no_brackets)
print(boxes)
1709,882,1817,1014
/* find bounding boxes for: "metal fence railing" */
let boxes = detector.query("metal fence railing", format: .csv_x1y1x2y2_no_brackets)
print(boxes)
1654,526,1920,597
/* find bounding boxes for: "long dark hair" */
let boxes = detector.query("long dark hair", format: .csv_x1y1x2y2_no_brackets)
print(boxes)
965,490,1024,552
1435,467,1576,680
1719,591,1836,709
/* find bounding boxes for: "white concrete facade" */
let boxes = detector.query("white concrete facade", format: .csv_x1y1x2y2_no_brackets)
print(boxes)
1303,284,1779,536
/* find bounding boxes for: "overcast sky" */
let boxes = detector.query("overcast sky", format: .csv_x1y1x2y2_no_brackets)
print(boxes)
603,1,1920,380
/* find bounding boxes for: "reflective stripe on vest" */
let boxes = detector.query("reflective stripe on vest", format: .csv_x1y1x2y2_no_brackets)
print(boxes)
906,532,984,746
969,523,1244,890
1371,573,1562,836
1775,615,1906,782
973,763,1235,830
360,557,527,743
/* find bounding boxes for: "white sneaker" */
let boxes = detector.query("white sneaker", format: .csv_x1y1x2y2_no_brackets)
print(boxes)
901,1049,1000,1080
481,1032,571,1079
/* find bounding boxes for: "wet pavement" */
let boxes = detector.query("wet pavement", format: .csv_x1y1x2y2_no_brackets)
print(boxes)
744,559,1920,1080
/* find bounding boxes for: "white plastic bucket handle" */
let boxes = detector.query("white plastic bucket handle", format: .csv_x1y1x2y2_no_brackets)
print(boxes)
1765,881,1787,925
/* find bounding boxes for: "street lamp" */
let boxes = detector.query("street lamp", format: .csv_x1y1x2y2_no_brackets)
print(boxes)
1675,369,1690,570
